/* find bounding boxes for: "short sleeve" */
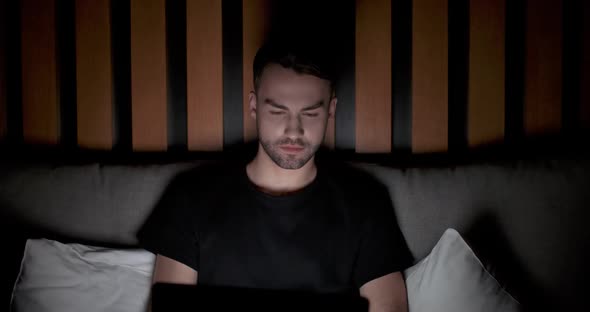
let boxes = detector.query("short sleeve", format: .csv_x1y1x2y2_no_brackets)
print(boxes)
353,184,413,288
136,172,200,271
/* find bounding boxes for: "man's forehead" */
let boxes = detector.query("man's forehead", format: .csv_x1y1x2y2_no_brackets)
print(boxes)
258,65,331,103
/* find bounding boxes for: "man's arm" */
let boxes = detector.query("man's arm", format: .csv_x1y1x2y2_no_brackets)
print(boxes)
147,255,198,312
359,272,408,312
152,254,198,285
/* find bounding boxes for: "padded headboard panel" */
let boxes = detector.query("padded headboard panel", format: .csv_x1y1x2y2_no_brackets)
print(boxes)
1,156,589,310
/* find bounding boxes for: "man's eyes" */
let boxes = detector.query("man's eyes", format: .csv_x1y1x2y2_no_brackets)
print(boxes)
269,111,319,117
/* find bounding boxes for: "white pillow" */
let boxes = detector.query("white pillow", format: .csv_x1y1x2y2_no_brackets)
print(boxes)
11,229,520,312
11,238,155,312
403,228,521,312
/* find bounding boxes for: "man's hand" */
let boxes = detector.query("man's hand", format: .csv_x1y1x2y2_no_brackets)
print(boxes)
359,272,408,312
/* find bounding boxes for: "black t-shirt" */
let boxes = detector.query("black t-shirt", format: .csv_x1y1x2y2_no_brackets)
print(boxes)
137,160,412,294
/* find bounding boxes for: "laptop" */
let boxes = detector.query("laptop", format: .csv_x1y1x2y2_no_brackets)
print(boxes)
151,282,369,312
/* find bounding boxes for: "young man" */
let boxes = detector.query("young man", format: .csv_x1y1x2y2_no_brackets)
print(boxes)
138,39,413,312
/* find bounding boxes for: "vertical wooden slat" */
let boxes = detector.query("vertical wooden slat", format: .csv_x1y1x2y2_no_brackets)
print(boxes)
76,0,113,149
582,1,590,128
56,0,78,147
324,112,335,149
333,1,357,152
561,0,582,133
412,0,449,153
186,0,223,151
243,0,271,143
391,0,413,153
111,0,132,151
0,0,6,140
130,0,167,151
505,0,526,144
222,1,244,149
468,0,505,147
0,91,4,141
20,0,58,144
0,67,4,140
448,0,469,152
165,0,188,151
5,1,23,143
355,0,391,153
524,0,562,135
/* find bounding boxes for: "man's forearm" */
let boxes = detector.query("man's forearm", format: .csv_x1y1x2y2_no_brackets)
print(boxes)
359,272,408,312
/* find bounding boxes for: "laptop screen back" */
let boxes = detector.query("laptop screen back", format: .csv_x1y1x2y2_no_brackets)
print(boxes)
151,282,369,312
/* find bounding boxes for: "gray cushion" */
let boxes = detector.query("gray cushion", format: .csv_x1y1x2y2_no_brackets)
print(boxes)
0,162,198,244
354,158,590,310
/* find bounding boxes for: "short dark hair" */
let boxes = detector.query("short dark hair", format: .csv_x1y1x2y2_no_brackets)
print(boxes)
252,38,337,94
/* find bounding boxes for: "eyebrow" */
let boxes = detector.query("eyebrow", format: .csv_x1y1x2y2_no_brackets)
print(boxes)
264,98,324,111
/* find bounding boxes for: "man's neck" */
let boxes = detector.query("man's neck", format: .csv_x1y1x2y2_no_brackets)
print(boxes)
246,146,317,196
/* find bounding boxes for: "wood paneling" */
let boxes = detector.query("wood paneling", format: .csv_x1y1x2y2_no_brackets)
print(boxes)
243,0,271,143
187,0,223,151
524,0,562,135
468,0,505,147
355,0,391,153
412,0,449,153
6,0,586,152
21,0,58,144
130,0,167,151
75,0,113,149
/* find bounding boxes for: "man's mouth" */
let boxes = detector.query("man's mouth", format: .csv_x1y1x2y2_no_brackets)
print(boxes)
279,145,304,153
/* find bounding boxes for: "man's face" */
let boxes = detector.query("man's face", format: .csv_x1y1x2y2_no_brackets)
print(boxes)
249,63,337,170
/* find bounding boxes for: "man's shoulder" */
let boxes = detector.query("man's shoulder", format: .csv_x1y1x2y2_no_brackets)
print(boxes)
166,161,244,193
319,159,386,195
317,160,395,229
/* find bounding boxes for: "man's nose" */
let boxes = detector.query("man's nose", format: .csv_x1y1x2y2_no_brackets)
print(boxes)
284,114,304,137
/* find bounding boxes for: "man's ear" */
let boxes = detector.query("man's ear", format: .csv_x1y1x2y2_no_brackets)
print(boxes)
248,91,257,120
328,97,337,119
